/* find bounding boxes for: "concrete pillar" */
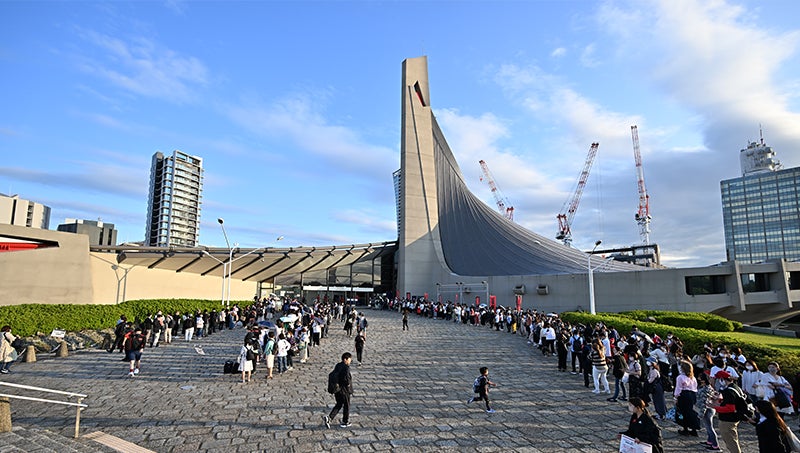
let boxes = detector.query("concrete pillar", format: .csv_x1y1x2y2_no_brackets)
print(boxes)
0,397,11,433
24,345,36,363
56,340,69,358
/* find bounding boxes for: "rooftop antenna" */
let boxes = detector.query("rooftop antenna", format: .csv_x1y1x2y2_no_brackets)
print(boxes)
759,123,764,145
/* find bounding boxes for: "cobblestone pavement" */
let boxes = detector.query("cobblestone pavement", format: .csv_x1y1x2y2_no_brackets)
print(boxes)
0,309,764,452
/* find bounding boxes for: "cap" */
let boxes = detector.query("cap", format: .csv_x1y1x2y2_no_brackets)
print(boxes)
714,370,732,380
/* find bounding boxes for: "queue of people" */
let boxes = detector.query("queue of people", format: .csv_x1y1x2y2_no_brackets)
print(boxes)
394,297,799,453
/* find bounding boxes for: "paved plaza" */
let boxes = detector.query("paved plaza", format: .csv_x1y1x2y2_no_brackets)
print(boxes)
1,309,760,452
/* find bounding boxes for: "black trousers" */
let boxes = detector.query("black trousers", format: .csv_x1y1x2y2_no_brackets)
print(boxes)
329,391,350,424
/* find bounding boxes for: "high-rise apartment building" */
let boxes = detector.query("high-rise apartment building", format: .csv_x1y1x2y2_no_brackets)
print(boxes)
721,138,799,263
145,150,203,247
0,193,51,229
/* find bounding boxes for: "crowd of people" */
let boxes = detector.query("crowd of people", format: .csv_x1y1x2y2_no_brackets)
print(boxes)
393,297,800,453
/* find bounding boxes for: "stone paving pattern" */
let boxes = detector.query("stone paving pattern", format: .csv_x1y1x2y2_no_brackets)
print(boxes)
0,309,762,452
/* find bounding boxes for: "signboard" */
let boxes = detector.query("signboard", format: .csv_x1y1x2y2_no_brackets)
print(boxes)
619,435,652,453
50,329,66,339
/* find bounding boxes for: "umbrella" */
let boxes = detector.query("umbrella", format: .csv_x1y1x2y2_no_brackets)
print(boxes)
280,314,298,323
258,320,276,328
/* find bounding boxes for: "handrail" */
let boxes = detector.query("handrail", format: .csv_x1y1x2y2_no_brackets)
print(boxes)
0,381,87,398
0,382,87,438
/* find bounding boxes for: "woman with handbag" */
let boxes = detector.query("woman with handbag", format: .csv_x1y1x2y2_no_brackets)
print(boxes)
757,362,795,418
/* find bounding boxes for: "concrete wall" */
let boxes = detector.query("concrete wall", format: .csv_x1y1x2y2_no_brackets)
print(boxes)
90,252,256,305
0,224,257,307
0,224,92,304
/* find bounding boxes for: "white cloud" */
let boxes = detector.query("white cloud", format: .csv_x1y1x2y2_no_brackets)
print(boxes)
74,29,209,103
224,94,397,176
579,43,599,67
551,47,567,58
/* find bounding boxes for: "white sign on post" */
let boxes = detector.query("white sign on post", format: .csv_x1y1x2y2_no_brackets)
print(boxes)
50,329,66,339
619,434,653,453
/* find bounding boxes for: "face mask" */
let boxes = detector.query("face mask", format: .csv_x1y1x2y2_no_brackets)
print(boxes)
746,365,753,371
768,366,778,374
719,354,727,358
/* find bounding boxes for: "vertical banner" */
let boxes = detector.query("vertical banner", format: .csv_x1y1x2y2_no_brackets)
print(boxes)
406,292,411,300
424,292,428,301
475,296,480,306
516,295,522,311
489,295,496,310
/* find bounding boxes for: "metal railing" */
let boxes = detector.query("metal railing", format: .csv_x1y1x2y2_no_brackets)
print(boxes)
0,382,87,438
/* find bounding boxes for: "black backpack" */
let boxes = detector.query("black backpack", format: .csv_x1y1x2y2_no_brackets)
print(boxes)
130,333,144,351
327,368,340,394
730,385,755,421
472,376,485,393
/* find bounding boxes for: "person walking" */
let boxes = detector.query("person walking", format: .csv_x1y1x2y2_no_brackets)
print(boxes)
238,338,255,383
123,326,146,377
590,339,610,394
674,360,701,437
467,366,497,413
402,308,409,331
354,332,366,366
323,352,354,428
714,370,753,453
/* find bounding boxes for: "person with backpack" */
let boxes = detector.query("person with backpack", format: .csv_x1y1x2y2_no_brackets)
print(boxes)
323,352,354,428
608,348,628,402
109,315,128,353
467,366,497,413
569,329,583,374
714,370,754,453
0,326,19,374
123,326,146,378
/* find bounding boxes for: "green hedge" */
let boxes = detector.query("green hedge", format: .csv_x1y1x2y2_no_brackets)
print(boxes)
0,299,242,337
618,310,743,332
561,311,799,381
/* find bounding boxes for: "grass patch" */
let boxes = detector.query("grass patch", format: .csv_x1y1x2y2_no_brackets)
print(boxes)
725,331,800,352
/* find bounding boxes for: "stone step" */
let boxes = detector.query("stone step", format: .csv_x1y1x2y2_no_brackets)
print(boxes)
0,426,118,453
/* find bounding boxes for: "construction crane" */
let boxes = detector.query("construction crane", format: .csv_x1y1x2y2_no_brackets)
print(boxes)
631,125,651,245
478,160,514,221
556,142,599,246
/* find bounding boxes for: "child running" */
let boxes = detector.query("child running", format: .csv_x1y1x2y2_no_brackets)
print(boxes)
467,366,498,413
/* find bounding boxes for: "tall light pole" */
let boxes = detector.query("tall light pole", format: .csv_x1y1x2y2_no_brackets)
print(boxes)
588,240,602,315
587,240,615,315
218,218,233,309
203,252,227,307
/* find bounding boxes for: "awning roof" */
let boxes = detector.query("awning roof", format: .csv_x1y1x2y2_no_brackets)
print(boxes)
92,241,397,283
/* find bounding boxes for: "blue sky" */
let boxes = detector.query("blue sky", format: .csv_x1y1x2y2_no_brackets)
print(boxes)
2,0,799,268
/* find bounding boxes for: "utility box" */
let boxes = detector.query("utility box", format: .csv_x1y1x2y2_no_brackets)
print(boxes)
513,285,526,295
536,284,549,295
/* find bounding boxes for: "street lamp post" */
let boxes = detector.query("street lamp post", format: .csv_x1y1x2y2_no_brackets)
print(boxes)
203,252,228,307
588,240,602,315
588,240,615,315
217,218,234,309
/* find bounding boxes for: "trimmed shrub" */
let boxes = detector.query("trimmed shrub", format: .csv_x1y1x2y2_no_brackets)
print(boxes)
618,310,741,332
0,299,236,337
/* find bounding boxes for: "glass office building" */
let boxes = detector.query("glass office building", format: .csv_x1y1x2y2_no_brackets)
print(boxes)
145,150,204,247
721,140,800,263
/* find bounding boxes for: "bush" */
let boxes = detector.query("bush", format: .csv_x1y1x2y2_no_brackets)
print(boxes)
561,311,797,383
0,299,236,337
618,310,742,332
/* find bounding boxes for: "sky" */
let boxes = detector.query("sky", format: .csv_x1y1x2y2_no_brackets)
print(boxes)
2,0,799,269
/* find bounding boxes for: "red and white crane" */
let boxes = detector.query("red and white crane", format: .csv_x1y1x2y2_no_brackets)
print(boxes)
478,160,514,221
556,142,599,247
631,125,651,245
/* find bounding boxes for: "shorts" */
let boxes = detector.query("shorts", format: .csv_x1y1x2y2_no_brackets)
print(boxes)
126,350,142,361
266,354,275,368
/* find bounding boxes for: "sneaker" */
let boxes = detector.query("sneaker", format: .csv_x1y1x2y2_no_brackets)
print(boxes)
606,397,618,402
705,446,720,451
0,369,8,374
340,422,352,428
486,409,496,414
323,415,331,429
570,371,577,375
619,397,627,401
466,398,472,405
128,371,135,377
592,390,600,394
133,368,140,375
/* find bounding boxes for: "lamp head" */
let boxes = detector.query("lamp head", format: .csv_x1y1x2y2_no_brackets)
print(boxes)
594,240,602,246
217,218,224,225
